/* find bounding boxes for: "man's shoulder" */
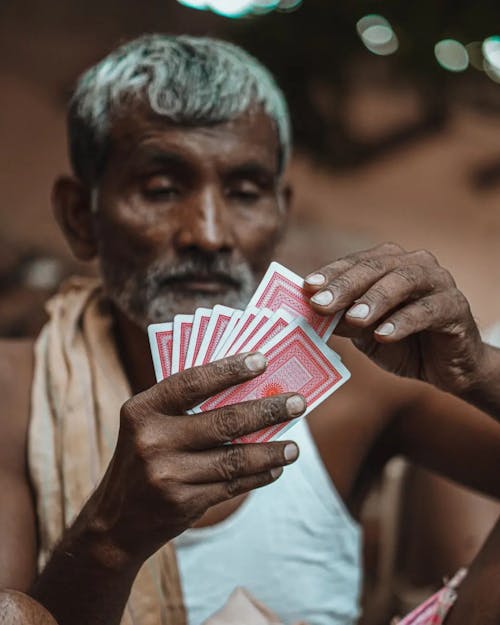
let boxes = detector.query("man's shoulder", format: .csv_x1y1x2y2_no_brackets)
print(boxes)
0,337,35,391
0,338,35,472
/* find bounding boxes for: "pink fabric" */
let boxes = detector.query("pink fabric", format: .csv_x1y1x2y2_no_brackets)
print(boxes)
395,569,467,625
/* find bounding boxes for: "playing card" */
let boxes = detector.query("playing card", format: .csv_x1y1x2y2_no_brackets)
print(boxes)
194,305,240,367
184,308,212,370
224,309,292,358
246,261,341,340
212,306,260,361
218,308,273,358
171,314,194,375
147,322,174,382
209,309,244,361
192,320,350,443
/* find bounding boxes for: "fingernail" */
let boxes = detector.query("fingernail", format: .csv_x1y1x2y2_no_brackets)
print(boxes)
305,273,326,286
284,443,299,462
271,467,284,479
376,322,395,336
311,290,333,306
347,303,370,319
286,395,307,416
245,353,267,372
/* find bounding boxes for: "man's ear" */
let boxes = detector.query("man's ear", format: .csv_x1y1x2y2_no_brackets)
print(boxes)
52,176,97,261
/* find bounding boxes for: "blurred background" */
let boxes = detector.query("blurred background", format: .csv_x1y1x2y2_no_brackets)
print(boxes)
1,1,499,622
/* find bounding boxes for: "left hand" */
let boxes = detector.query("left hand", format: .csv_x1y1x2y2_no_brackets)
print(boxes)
304,242,485,396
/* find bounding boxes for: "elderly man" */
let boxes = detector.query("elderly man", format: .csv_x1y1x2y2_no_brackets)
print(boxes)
1,35,499,625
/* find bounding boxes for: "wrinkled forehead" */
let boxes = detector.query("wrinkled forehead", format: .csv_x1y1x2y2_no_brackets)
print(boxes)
106,104,282,176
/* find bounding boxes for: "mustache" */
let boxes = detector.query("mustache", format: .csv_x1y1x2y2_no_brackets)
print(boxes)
151,255,251,286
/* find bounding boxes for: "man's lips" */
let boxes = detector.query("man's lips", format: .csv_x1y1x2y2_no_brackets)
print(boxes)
161,274,239,294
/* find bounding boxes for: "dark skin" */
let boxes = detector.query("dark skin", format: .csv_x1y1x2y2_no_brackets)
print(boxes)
0,107,499,625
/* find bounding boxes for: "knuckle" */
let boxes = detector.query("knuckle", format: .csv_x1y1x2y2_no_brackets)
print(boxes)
133,427,156,461
436,266,456,287
260,396,286,424
165,484,190,509
395,308,415,326
451,288,469,311
120,397,135,421
331,274,353,293
222,446,246,480
381,241,405,254
213,357,244,379
364,284,390,304
411,249,438,265
211,405,240,440
161,482,190,514
180,370,207,396
119,398,150,437
393,265,422,286
225,477,245,498
359,257,386,273
337,256,358,270
417,297,436,316
144,462,166,492
120,396,144,424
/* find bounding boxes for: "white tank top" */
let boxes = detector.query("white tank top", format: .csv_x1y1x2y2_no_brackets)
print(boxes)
174,419,362,625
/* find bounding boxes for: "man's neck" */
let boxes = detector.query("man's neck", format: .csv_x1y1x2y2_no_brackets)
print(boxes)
112,307,157,394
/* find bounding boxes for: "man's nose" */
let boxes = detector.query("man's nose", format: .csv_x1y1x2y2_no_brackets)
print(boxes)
174,188,234,254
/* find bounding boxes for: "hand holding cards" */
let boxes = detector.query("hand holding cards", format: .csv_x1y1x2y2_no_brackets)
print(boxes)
149,262,350,442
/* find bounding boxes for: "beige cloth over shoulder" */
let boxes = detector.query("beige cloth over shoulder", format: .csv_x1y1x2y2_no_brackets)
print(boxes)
28,277,186,625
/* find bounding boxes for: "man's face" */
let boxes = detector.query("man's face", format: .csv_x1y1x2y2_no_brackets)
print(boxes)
92,106,288,329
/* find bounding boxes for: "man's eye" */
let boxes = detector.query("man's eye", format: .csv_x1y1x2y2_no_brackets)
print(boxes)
144,187,180,200
142,176,180,201
228,184,261,203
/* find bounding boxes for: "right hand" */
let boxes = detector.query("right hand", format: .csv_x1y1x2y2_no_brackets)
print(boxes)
86,352,305,564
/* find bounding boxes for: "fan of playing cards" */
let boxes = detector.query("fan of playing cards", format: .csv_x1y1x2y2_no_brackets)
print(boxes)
148,262,351,444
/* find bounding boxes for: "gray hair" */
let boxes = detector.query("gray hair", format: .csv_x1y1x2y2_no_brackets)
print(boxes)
68,34,291,185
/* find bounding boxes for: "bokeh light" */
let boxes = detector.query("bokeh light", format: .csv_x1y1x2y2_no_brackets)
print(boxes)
356,14,399,56
482,35,500,82
176,0,302,18
434,39,469,72
483,36,500,70
208,0,254,17
177,0,207,9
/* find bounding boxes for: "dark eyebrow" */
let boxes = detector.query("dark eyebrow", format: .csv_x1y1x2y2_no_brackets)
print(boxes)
131,147,192,170
225,161,277,184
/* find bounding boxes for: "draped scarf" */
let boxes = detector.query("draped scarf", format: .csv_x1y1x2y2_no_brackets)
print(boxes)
28,277,186,625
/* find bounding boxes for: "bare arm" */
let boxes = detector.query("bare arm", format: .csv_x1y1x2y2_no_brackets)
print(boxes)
390,381,500,500
30,353,303,625
459,343,500,420
445,518,500,625
0,340,37,591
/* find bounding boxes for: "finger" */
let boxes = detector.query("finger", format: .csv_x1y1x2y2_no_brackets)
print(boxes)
145,352,267,413
371,290,470,342
308,253,407,315
191,468,286,511
308,249,445,316
180,440,299,483
343,264,453,329
178,393,307,449
304,242,406,292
